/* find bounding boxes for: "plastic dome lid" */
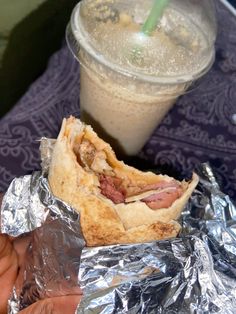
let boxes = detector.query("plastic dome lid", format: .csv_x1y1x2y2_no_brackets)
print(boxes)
69,0,217,83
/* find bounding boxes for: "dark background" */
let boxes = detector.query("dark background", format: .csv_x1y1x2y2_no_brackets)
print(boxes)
228,0,236,7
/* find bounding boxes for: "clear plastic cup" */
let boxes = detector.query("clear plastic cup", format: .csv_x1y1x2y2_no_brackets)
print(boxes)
66,0,217,156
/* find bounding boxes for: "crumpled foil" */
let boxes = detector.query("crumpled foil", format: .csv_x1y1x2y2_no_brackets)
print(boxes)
1,160,236,313
1,171,85,313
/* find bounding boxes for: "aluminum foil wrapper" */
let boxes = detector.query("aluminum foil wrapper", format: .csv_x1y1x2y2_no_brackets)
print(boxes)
1,154,236,313
1,172,85,313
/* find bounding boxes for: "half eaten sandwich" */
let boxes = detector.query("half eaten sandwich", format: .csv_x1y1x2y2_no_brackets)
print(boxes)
48,116,198,246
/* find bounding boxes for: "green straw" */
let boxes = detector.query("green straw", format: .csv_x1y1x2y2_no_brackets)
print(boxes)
130,0,170,65
142,0,170,36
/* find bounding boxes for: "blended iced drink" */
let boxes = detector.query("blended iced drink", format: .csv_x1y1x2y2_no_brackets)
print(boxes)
67,0,216,155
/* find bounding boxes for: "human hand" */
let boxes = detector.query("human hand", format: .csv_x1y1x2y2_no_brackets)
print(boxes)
0,194,82,314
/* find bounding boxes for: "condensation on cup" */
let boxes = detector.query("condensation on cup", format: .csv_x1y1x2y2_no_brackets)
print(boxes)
66,0,217,156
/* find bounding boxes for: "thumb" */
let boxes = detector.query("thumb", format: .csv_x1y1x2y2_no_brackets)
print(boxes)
18,295,82,314
0,234,18,314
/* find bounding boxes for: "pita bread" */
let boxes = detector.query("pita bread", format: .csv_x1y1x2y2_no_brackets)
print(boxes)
48,117,198,246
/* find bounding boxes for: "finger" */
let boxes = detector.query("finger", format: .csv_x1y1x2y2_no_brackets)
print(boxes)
13,235,31,268
0,234,18,314
18,295,82,314
45,285,83,299
12,235,32,294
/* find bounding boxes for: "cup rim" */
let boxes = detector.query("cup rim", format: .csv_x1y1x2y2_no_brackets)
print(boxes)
69,2,215,85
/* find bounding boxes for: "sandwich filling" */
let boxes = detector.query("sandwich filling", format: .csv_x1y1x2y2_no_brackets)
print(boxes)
75,138,184,210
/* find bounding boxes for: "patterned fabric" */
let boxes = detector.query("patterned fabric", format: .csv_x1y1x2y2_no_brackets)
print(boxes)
0,1,235,203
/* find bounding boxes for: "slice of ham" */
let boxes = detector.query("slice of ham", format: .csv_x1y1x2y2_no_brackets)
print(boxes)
99,174,126,204
125,186,178,203
142,187,183,209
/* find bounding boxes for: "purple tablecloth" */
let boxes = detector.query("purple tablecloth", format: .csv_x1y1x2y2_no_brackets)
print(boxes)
0,1,236,202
